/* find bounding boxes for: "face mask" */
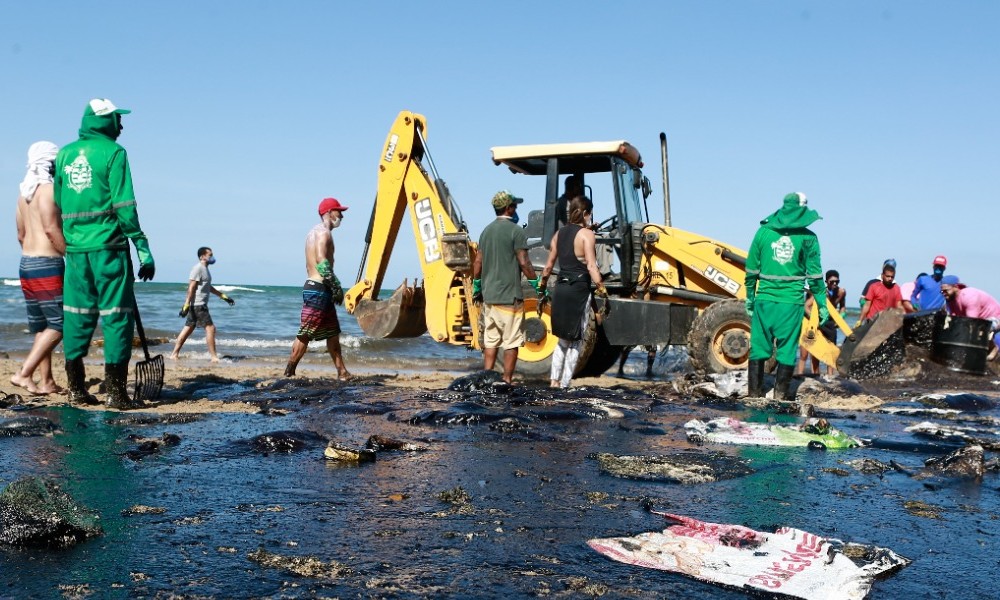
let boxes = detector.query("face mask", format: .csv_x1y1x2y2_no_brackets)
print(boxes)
330,216,342,229
510,211,520,225
206,257,216,265
932,267,944,281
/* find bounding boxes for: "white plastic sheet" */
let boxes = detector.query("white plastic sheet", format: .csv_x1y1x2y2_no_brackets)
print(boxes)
588,511,910,600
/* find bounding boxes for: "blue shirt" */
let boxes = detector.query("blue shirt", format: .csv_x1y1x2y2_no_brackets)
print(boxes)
911,274,945,311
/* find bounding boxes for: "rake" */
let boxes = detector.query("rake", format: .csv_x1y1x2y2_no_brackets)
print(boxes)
132,284,164,404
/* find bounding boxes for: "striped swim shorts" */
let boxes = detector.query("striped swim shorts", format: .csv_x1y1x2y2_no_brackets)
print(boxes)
296,280,341,341
19,255,65,333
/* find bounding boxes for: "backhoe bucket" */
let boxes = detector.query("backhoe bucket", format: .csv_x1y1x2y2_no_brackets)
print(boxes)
354,283,428,338
836,308,905,378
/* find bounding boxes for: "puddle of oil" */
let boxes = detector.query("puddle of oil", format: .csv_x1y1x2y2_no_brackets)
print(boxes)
0,385,997,598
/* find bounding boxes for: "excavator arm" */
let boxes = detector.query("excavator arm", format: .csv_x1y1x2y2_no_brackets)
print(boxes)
346,111,478,345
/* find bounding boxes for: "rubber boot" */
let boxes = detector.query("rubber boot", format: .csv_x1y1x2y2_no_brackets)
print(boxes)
774,364,796,401
65,357,99,405
105,362,138,410
747,359,765,398
283,362,296,377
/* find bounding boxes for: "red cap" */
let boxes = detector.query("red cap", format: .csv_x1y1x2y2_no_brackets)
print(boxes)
318,197,348,216
933,255,947,267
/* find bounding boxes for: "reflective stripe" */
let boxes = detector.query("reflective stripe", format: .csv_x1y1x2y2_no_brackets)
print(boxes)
759,274,807,281
64,305,133,315
63,209,114,219
63,200,136,219
745,269,760,275
64,305,101,314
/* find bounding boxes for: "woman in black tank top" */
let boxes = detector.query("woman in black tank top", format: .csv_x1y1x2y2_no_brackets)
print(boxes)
538,195,607,388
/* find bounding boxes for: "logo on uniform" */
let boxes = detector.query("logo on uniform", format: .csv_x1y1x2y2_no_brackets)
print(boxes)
64,151,93,193
771,236,795,265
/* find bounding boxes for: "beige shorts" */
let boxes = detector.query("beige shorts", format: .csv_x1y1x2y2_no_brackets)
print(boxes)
482,302,524,350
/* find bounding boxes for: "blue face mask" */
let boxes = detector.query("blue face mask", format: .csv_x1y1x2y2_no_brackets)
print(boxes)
207,257,216,265
511,211,520,225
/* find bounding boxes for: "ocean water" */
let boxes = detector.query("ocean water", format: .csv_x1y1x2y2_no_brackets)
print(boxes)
1,278,481,375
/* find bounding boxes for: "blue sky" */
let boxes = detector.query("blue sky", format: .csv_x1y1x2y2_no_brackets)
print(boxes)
3,1,998,302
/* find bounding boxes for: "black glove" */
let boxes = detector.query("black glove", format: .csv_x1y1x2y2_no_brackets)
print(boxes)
221,293,235,306
137,263,155,281
179,303,190,318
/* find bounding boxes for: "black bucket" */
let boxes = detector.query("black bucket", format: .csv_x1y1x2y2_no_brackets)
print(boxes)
930,313,992,374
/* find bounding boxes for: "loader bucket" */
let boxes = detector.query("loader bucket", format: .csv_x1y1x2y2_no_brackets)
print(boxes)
354,283,428,338
836,308,905,378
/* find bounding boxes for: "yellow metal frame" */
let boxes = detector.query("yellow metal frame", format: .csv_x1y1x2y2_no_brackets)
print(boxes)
345,111,479,347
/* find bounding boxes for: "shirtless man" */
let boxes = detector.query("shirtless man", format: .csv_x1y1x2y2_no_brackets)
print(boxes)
284,198,352,380
12,141,66,394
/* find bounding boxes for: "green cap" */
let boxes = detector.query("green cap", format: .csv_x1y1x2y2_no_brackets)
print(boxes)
491,190,523,210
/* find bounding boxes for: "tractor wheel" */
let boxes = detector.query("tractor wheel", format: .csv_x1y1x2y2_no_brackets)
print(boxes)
578,321,623,377
687,298,752,374
517,304,600,378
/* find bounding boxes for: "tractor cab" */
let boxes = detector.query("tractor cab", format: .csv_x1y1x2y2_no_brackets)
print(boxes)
491,141,652,291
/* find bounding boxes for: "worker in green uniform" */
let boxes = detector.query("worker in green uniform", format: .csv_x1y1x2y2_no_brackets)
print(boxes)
54,99,155,409
744,192,827,401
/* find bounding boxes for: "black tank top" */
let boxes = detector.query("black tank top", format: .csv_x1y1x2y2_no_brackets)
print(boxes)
557,224,588,280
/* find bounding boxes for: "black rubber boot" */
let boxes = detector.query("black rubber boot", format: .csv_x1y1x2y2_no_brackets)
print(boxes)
105,362,138,410
774,364,796,401
283,362,296,377
65,357,99,405
747,359,765,398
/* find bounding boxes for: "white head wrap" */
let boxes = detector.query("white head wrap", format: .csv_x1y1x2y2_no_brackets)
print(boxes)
19,141,59,203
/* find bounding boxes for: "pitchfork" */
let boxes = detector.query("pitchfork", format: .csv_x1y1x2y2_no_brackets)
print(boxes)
128,254,164,403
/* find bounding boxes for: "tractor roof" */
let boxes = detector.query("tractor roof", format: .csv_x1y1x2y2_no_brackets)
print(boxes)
491,141,643,175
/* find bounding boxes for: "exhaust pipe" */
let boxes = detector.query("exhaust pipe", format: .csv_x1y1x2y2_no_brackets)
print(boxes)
659,132,671,227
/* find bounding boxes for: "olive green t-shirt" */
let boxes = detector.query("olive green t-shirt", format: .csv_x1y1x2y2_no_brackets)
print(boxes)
478,217,528,305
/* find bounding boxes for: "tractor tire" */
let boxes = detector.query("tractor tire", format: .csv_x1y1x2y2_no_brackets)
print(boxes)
578,321,623,377
687,298,752,374
517,305,600,379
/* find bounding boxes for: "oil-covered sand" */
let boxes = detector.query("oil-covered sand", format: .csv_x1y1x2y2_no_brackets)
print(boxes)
1,356,998,599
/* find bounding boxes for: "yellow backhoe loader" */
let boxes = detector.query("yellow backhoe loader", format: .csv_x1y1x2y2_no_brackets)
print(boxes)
347,110,848,377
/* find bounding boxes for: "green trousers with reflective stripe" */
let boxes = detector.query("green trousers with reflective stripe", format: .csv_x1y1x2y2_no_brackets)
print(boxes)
63,249,134,364
749,299,804,366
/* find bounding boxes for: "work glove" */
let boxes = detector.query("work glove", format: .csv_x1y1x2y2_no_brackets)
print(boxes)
472,278,483,304
594,284,610,319
329,275,345,306
536,289,550,316
817,304,829,325
179,303,190,318
221,293,235,306
527,278,541,296
137,262,155,281
745,299,754,319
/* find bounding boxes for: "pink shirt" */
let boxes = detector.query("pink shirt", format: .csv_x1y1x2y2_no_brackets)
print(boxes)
948,287,1000,322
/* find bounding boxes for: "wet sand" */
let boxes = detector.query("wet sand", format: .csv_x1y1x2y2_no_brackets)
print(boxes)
7,353,981,413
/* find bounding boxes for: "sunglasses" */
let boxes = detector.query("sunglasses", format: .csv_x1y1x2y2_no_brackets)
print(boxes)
827,280,839,284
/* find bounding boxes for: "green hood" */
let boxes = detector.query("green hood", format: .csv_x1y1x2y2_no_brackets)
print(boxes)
760,192,821,231
78,102,124,141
